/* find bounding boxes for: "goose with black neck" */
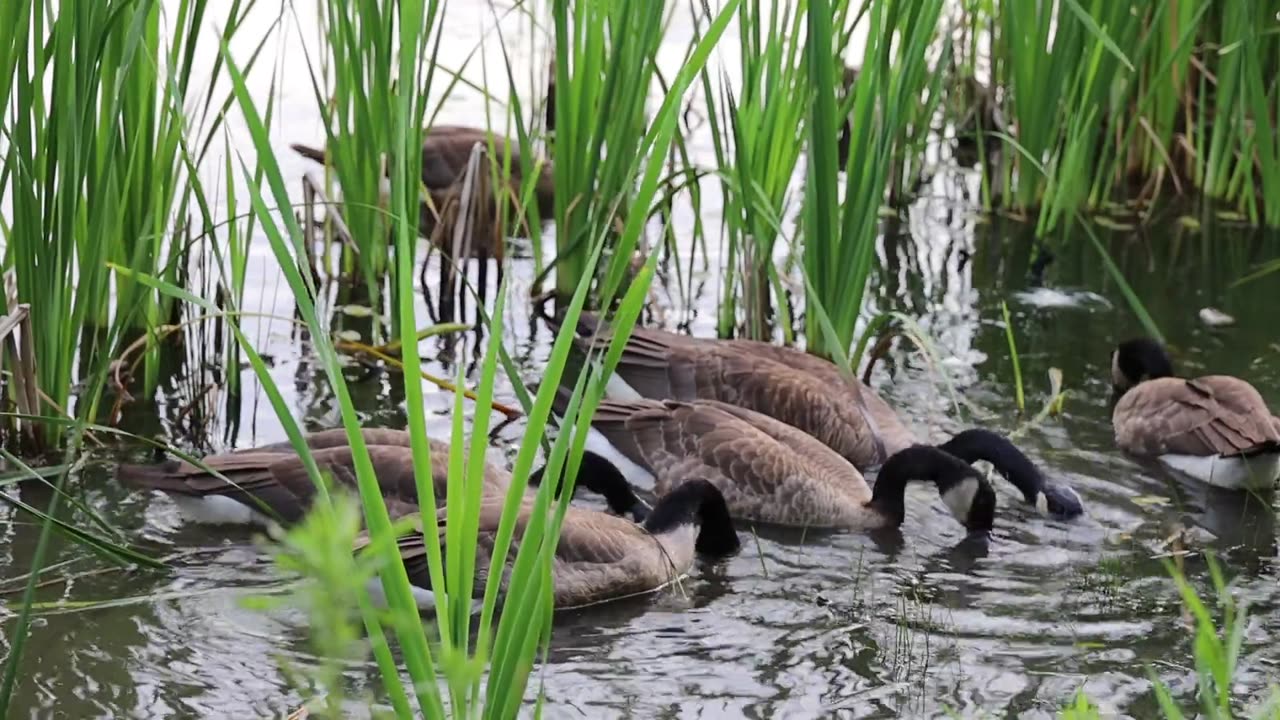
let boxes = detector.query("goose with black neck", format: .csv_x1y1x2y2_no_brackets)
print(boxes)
1109,337,1280,490
381,477,740,609
537,397,999,538
545,309,1084,519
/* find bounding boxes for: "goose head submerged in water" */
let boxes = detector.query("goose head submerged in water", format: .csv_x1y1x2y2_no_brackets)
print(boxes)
937,429,1085,520
869,444,997,538
536,398,1001,540
545,310,1086,520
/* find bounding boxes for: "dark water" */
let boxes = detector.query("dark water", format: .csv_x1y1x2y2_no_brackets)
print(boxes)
6,7,1280,718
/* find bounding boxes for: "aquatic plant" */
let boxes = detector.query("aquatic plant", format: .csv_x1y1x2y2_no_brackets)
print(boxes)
0,0,267,447
975,0,1280,231
299,0,446,326
700,0,833,341
184,1,741,715
548,0,673,303
1062,555,1280,719
803,0,947,359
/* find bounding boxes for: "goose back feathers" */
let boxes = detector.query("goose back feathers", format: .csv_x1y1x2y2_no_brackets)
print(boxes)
562,312,914,468
553,311,1083,519
1113,376,1280,458
371,479,738,609
1110,338,1280,489
579,397,996,533
115,428,510,527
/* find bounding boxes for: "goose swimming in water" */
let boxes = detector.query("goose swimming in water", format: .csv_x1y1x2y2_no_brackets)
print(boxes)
536,398,998,536
370,478,739,610
1110,337,1280,490
119,427,739,610
548,311,1084,519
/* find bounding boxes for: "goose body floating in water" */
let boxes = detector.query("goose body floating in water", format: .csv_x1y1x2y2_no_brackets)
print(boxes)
538,398,998,536
117,427,739,610
372,479,739,610
550,312,1084,519
115,428,509,527
1110,338,1280,490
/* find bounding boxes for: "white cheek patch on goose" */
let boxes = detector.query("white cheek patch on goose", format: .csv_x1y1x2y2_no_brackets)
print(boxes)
940,476,980,523
584,426,656,487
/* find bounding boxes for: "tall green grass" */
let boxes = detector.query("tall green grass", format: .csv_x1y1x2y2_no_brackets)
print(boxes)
301,0,444,334
803,0,946,359
0,0,265,664
0,0,265,447
701,0,819,340
549,0,670,302
183,0,741,714
976,0,1280,231
1062,556,1280,719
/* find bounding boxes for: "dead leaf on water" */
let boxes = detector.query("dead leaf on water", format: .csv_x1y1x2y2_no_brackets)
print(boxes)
1047,368,1066,415
1131,495,1171,507
335,329,362,342
1176,215,1201,230
1215,208,1247,222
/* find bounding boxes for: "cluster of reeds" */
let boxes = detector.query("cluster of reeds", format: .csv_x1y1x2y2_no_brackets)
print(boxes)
300,0,446,332
201,0,739,710
0,0,269,449
971,0,1280,231
549,0,670,302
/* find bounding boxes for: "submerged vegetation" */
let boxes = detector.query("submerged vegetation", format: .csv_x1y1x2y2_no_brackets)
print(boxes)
1,0,1280,716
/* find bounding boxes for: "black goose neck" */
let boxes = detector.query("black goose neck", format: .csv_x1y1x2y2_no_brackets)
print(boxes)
1116,337,1174,384
643,479,739,556
869,445,993,532
530,451,648,520
938,429,1043,503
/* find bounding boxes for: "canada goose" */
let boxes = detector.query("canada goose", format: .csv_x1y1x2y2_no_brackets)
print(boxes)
550,311,1084,518
936,429,1084,519
363,478,739,609
1110,338,1280,490
293,125,555,315
114,428,510,527
553,397,997,534
291,125,554,241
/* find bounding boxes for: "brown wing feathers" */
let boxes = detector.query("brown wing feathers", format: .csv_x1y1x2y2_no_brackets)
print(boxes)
551,310,909,468
1182,378,1280,456
116,431,508,524
1116,377,1280,457
591,399,870,527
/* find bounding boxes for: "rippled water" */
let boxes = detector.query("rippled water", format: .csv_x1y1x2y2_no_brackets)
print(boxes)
5,5,1280,718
